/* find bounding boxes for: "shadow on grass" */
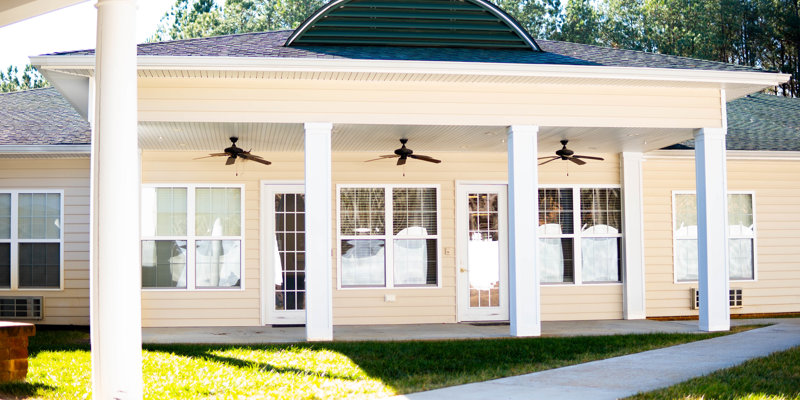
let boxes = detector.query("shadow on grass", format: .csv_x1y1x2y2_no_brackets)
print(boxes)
0,381,57,398
145,346,361,382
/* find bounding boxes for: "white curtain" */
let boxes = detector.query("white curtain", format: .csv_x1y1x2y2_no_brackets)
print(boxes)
341,239,385,286
537,224,564,283
394,227,428,285
581,225,619,282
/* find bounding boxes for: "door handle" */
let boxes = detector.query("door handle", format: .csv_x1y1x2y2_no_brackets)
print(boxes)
460,268,468,273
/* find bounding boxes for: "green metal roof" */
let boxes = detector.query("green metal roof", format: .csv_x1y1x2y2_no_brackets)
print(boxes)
285,0,541,50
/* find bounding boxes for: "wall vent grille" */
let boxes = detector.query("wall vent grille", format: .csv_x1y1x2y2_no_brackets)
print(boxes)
690,288,743,310
0,297,43,320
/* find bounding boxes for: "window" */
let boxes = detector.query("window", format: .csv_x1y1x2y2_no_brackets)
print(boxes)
141,185,243,290
338,185,438,288
0,191,63,290
538,187,621,284
673,192,755,282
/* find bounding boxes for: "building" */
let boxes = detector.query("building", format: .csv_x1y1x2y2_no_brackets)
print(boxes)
2,0,795,340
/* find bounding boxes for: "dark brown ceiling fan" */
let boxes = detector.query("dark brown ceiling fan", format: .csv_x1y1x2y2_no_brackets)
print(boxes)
538,140,604,166
365,139,441,166
195,136,271,166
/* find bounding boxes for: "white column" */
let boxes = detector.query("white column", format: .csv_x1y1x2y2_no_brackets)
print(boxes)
304,122,334,341
90,0,142,398
620,152,647,319
507,125,540,337
694,127,731,332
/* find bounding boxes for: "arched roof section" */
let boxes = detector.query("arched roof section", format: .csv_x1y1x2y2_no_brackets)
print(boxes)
285,0,540,51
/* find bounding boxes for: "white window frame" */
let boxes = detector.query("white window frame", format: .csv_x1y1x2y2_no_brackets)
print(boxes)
538,184,623,286
336,184,441,290
0,189,65,291
671,190,757,284
141,183,245,291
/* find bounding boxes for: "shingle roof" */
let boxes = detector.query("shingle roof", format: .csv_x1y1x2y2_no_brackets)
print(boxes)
666,93,800,151
0,88,91,145
49,30,767,73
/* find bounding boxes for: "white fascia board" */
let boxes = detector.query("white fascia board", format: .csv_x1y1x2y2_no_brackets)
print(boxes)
31,55,791,88
0,144,91,154
0,0,87,28
645,149,800,160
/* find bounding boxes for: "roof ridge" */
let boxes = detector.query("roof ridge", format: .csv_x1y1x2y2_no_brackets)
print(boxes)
538,39,770,73
47,29,293,56
0,87,56,96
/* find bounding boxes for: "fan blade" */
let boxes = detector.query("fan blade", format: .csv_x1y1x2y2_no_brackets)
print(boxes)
409,154,441,164
365,155,399,162
194,153,229,160
538,157,560,166
239,153,272,165
225,156,236,165
397,157,407,166
567,157,587,165
573,155,605,161
538,156,559,160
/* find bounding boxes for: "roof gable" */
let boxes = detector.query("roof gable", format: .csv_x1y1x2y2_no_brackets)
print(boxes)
285,0,540,50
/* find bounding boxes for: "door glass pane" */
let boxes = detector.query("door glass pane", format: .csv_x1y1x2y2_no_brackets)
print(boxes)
0,243,9,288
274,193,306,311
467,192,500,308
18,243,60,288
195,188,241,236
341,239,385,287
195,240,241,288
0,194,10,239
141,240,187,288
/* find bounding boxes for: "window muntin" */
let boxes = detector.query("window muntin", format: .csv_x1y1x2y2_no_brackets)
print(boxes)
338,186,439,288
141,185,243,290
538,188,574,283
580,188,622,282
673,192,756,282
538,187,622,284
0,191,63,290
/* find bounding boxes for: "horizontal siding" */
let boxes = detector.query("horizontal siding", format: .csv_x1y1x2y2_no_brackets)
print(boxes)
0,158,91,325
138,78,722,128
142,150,623,326
642,158,800,317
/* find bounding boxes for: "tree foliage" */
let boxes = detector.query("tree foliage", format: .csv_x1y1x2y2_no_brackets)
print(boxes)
0,65,49,93
150,0,798,96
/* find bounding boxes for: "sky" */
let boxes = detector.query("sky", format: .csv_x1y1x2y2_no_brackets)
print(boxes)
0,0,178,72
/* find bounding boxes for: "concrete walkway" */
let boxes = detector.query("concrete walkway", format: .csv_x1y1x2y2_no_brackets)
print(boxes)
142,318,761,344
392,319,800,400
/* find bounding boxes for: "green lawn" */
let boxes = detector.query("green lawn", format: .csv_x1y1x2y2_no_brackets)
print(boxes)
0,327,754,399
627,345,800,400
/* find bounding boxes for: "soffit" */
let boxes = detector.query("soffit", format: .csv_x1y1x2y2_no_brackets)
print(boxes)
138,121,693,154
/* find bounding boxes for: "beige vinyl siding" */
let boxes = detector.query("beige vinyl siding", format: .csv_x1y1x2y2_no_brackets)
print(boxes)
138,78,722,129
142,150,623,326
643,157,800,317
0,158,90,325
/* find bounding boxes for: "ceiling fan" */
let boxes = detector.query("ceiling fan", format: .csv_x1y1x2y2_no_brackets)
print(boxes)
195,136,271,166
538,140,604,166
365,139,441,166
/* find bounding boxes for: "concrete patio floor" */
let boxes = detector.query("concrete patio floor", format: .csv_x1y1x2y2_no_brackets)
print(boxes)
141,318,776,344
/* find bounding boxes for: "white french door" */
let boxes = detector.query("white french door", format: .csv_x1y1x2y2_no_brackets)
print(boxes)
262,184,306,325
456,184,509,321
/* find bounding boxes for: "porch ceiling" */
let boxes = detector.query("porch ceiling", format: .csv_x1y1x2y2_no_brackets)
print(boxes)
139,121,694,154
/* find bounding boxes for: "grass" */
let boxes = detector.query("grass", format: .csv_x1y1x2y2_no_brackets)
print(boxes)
627,345,800,400
0,326,756,399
